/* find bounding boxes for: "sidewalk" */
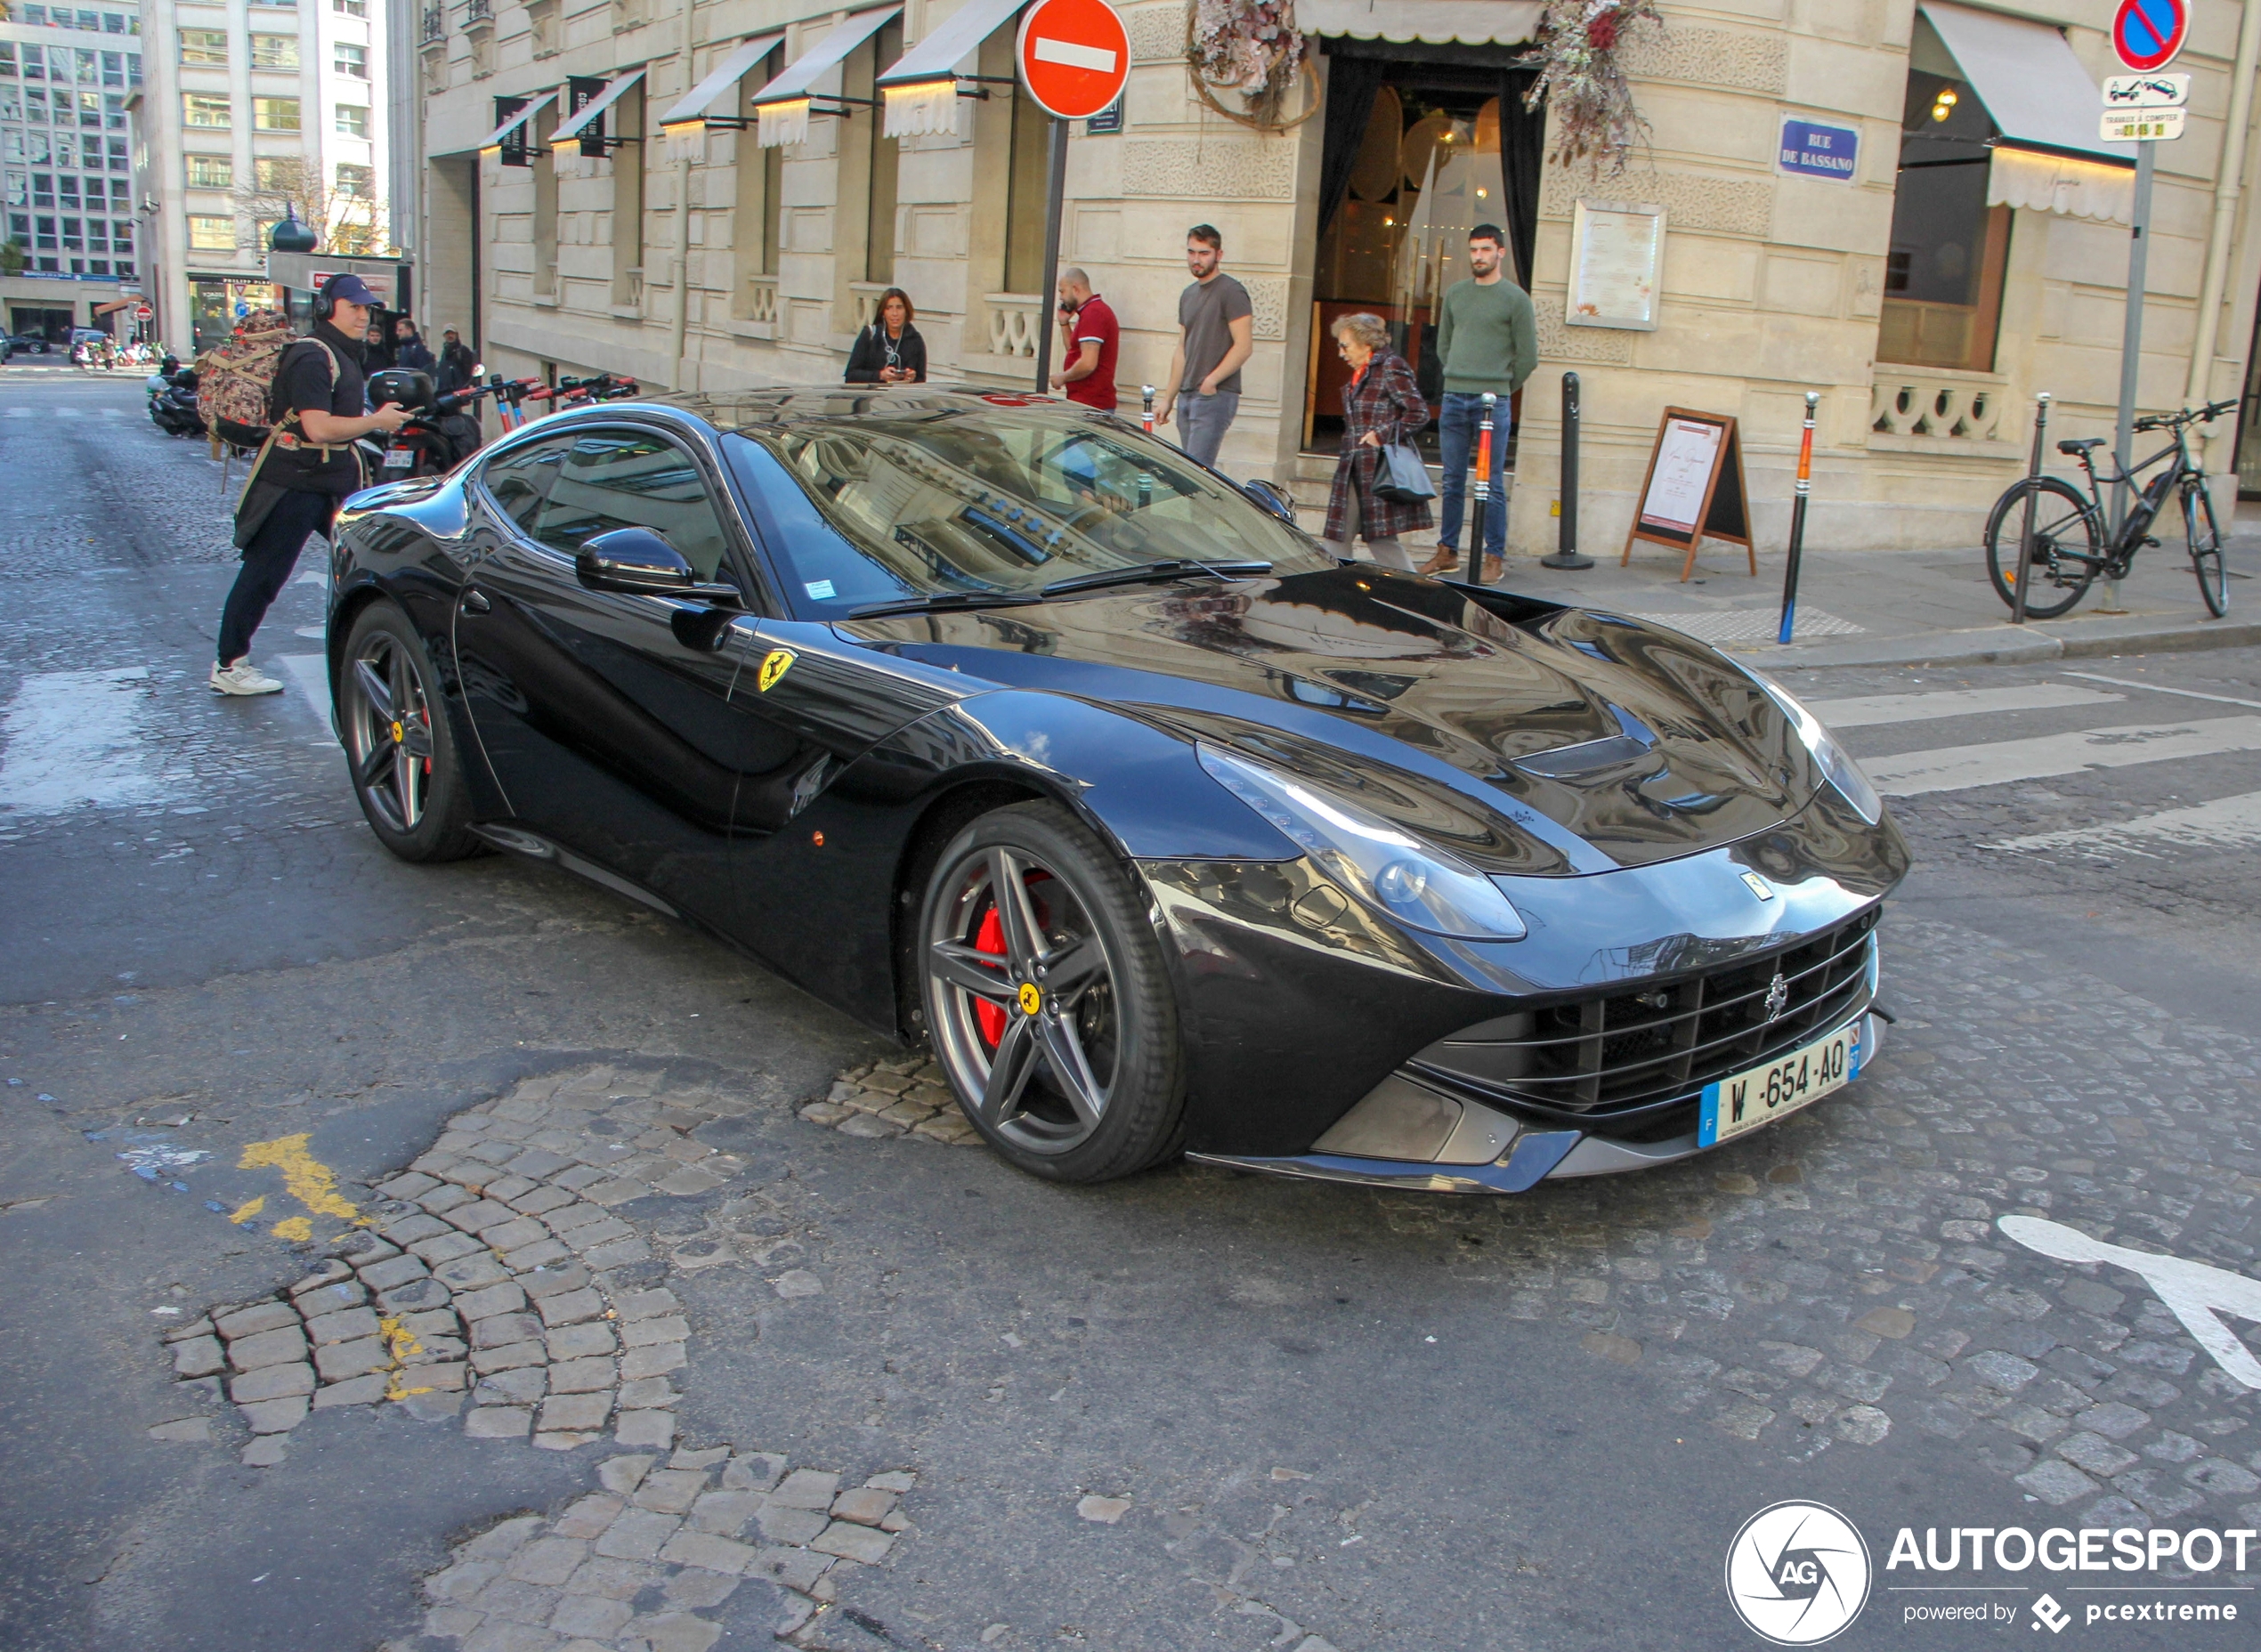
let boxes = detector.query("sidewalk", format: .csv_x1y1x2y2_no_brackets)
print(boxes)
1355,508,2261,670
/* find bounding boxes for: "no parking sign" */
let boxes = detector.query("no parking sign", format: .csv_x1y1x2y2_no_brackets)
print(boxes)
2111,0,2187,73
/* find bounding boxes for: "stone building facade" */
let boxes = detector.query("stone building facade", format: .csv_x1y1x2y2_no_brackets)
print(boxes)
408,0,2261,556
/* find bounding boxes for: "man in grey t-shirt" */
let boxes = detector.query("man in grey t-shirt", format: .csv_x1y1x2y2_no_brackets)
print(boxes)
1157,224,1252,471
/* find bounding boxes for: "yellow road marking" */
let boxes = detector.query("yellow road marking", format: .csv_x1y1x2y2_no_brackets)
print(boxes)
271,1216,312,1241
227,1195,266,1225
237,1132,364,1227
378,1316,431,1401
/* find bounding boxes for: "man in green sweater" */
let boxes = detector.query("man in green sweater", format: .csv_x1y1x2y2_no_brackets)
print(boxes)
1421,223,1538,579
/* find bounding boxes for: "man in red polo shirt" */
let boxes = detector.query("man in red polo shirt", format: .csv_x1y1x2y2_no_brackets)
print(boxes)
1049,267,1118,412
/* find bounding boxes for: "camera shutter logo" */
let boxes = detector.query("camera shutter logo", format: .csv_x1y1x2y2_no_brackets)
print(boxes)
1724,1501,1871,1645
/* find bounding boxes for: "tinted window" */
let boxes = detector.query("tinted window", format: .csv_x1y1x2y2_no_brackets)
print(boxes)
717,401,1328,615
531,429,734,582
480,433,573,532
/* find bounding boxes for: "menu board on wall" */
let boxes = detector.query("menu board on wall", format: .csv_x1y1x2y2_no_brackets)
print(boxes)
1568,199,1665,331
1624,407,1755,581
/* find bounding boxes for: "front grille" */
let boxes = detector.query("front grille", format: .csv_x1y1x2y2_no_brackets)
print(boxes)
1412,908,1879,1122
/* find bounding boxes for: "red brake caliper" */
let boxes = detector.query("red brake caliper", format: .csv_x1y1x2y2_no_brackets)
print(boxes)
970,872,1050,1048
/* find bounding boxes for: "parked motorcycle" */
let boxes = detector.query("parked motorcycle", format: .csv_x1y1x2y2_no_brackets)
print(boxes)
360,368,493,481
146,358,202,436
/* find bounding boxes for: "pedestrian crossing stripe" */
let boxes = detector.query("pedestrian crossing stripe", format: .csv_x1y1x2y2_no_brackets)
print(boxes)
1864,715,2261,797
1811,684,2124,730
1988,790,2261,860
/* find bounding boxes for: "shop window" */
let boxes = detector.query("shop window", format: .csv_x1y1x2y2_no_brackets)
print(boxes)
189,215,235,250
1307,52,1542,457
179,30,228,67
187,153,232,190
251,36,300,71
336,102,369,138
1879,61,2009,373
254,97,301,132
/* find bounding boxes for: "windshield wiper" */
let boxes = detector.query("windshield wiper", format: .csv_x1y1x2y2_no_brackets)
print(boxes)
1041,559,1272,598
846,591,1034,619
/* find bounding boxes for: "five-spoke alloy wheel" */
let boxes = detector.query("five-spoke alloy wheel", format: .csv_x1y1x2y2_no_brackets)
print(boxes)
920,803,1184,1182
339,603,480,862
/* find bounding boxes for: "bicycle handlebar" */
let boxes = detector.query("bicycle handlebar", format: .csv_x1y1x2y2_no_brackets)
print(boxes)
2134,397,2240,433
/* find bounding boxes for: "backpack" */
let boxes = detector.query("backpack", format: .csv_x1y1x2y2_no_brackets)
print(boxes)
195,309,333,452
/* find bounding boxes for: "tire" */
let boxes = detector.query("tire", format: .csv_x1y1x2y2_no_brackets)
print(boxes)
919,801,1186,1184
1984,476,2098,620
2186,484,2229,619
337,602,482,862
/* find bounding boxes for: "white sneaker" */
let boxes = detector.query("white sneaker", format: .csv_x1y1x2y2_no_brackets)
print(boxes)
209,659,283,695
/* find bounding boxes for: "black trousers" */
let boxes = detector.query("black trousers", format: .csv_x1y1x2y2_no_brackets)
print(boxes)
218,488,336,664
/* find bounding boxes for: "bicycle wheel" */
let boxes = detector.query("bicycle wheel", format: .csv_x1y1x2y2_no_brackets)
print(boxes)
1984,476,2099,620
2185,483,2229,618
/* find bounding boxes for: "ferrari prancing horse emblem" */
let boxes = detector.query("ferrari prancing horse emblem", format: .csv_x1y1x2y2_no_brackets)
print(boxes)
757,649,796,692
1018,982,1043,1016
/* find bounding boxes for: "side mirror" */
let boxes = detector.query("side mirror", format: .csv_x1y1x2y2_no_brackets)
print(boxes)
575,527,742,606
1241,477,1297,524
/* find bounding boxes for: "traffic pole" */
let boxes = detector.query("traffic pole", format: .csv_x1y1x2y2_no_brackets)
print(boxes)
2011,392,2050,626
1541,371,1593,570
1471,392,1496,584
1033,117,1067,394
1141,384,1155,433
1776,391,1819,644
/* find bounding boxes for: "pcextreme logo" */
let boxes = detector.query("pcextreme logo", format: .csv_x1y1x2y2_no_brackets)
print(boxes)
1725,1501,1873,1644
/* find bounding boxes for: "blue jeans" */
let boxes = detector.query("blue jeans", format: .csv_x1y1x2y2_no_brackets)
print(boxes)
1174,389,1240,471
1437,391,1511,562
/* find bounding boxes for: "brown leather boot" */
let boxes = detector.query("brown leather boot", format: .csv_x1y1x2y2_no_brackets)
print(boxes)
1418,547,1458,577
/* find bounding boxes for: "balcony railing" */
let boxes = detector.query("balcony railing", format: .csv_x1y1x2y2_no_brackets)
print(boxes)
420,5,444,45
985,294,1042,359
464,0,494,26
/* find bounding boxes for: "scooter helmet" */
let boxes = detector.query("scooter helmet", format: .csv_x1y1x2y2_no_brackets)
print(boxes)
368,368,434,412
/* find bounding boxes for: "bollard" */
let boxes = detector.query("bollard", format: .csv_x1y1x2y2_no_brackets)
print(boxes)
2011,393,2049,625
1542,371,1594,571
1777,391,1819,644
1141,385,1155,435
1471,392,1497,584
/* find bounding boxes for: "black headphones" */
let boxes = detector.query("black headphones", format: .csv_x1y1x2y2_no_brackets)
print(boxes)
312,275,355,324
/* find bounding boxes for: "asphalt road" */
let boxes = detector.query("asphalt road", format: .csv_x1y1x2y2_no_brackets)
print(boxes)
2,369,2257,1652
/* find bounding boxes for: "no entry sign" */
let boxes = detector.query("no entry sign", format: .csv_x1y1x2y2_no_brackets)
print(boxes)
1015,0,1130,121
2111,0,2187,73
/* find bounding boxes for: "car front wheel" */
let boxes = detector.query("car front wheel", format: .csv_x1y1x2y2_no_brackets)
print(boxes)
920,801,1185,1183
338,602,481,862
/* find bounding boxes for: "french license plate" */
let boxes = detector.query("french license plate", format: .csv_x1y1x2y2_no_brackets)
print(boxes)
382,447,414,471
1698,1017,1865,1148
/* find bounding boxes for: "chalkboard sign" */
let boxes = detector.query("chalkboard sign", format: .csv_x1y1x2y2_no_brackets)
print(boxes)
1623,407,1755,581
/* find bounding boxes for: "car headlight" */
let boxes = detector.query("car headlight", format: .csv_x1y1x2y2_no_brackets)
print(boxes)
1198,744,1526,940
1749,673,1882,823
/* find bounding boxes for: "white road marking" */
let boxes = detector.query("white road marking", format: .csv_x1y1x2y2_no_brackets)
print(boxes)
1985,788,2261,860
2062,669,2261,712
290,571,326,588
2000,1215,2261,1390
1811,684,2124,730
0,667,159,814
1866,715,2261,796
278,654,332,726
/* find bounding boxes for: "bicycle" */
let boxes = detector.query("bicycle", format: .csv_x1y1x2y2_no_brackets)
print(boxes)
1982,397,2236,620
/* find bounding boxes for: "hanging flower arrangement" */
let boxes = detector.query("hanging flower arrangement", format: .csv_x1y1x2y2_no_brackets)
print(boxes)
1187,0,1313,133
1522,0,1665,176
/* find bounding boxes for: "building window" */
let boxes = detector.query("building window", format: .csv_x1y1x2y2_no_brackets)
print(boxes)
187,154,232,190
182,92,231,128
1880,45,2010,373
189,215,234,250
864,17,901,285
19,8,43,27
335,0,368,13
179,29,228,67
253,97,301,132
58,174,77,207
111,220,129,253
61,215,82,250
334,44,368,79
335,102,369,138
0,45,15,77
75,46,95,83
0,86,17,122
106,136,126,168
335,162,371,198
250,36,301,71
254,155,298,191
99,49,121,86
1002,79,1052,295
3,173,22,206
32,173,53,206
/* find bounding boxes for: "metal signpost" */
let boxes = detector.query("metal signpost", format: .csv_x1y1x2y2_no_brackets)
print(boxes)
2096,0,2186,611
1013,0,1130,393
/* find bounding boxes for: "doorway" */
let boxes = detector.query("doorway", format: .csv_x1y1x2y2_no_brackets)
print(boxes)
1306,43,1542,459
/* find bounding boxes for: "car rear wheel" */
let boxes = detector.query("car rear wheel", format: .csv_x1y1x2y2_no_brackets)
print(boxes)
920,801,1185,1183
339,602,481,862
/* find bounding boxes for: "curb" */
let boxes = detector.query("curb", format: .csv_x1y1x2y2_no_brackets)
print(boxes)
1717,615,2261,671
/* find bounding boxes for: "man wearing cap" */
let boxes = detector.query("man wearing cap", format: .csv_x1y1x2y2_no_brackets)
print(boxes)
213,273,411,695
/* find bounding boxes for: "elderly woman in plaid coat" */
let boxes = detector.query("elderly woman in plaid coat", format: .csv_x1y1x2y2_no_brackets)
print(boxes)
1321,312,1430,571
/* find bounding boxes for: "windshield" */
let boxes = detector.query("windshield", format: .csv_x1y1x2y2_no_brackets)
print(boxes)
720,402,1332,614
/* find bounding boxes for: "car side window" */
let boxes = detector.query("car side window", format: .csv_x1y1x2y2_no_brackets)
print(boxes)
479,434,576,534
529,429,736,584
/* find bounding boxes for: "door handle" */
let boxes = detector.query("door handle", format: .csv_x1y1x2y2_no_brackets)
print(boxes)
460,588,491,614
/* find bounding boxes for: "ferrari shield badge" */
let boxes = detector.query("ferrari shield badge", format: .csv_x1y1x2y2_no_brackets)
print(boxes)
757,649,796,692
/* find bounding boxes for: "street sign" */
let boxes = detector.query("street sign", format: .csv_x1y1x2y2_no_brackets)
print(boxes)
2111,0,2187,73
2101,106,2185,142
1015,0,1130,121
2105,71,2190,108
134,304,152,320
1777,117,1860,182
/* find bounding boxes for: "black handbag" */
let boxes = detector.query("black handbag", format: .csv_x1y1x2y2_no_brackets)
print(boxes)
1371,439,1437,504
